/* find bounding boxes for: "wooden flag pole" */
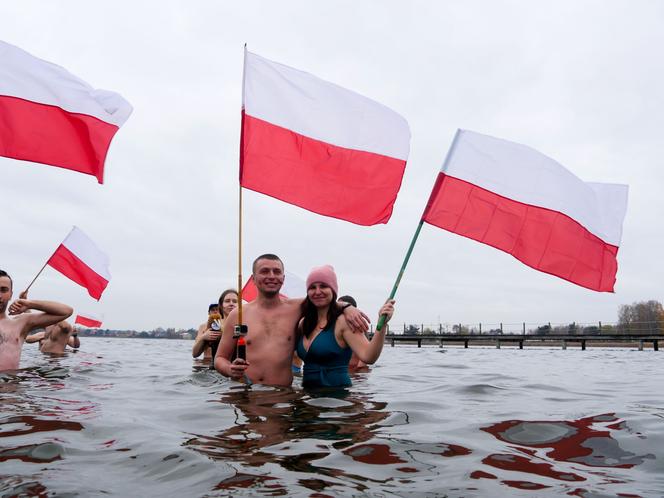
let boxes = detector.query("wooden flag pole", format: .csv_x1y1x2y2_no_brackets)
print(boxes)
23,259,50,294
234,44,249,361
237,183,244,326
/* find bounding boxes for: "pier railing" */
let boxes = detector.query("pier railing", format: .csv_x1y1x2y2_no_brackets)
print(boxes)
380,320,664,336
384,333,661,351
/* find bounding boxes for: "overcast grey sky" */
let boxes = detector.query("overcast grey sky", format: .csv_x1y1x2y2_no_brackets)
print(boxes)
2,1,663,331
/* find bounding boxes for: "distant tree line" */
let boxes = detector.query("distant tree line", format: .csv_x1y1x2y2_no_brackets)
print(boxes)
77,327,197,339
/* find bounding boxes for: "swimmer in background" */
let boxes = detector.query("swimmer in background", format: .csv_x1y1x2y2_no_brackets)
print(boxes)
193,303,221,361
192,290,238,361
26,320,80,353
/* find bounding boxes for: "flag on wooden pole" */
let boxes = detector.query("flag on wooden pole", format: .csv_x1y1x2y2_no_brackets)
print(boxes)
240,50,410,225
47,227,111,300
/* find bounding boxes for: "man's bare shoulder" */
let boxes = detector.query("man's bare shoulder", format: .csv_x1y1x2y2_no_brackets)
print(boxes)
283,297,305,307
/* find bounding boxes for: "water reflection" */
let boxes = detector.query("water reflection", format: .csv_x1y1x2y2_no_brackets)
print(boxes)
184,386,473,495
478,413,656,492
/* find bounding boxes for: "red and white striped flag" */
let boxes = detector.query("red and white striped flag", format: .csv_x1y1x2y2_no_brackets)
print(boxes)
422,130,629,292
0,40,132,183
47,227,111,300
75,313,103,328
241,270,306,302
240,50,410,226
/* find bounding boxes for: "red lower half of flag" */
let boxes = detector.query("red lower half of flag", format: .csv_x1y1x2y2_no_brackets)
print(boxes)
240,113,406,226
47,244,109,300
0,95,119,183
241,277,258,302
75,315,103,328
422,173,619,292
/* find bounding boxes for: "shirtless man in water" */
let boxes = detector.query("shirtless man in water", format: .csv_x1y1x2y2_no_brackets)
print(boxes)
0,270,73,371
26,320,80,353
214,254,369,387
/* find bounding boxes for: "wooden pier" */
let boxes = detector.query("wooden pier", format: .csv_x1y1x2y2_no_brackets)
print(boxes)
386,333,661,351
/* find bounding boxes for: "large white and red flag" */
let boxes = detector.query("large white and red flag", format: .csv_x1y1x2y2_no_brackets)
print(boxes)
47,227,111,300
74,313,103,328
0,40,132,183
241,270,306,302
240,50,410,225
422,130,628,292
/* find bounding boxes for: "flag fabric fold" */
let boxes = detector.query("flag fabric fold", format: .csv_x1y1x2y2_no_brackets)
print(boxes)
75,313,103,328
47,226,111,300
240,50,410,225
422,129,628,292
0,40,132,183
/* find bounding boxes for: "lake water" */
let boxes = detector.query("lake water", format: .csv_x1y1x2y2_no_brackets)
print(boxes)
1,338,663,497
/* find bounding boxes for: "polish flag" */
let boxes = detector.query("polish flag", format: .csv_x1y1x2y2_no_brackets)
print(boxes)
241,271,306,302
0,40,132,183
75,313,103,328
240,50,410,226
422,130,628,292
47,226,111,300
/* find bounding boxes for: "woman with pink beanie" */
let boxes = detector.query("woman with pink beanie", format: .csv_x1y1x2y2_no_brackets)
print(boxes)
296,265,395,388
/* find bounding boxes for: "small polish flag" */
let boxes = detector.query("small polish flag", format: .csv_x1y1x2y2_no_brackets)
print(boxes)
241,271,306,302
422,129,629,292
75,313,103,328
0,40,132,183
240,50,410,226
47,226,111,300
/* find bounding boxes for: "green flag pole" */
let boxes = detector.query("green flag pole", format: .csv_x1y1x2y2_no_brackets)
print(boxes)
376,219,425,331
375,129,462,332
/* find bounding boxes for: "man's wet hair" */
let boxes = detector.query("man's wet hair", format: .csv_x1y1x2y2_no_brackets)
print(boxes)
252,254,283,274
338,295,357,308
0,269,12,290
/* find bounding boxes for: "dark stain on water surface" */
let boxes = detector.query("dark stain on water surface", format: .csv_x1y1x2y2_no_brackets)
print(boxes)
0,441,65,463
0,477,49,498
0,415,83,438
477,413,656,493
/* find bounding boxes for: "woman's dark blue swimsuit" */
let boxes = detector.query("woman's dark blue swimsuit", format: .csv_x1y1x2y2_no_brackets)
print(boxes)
297,325,352,388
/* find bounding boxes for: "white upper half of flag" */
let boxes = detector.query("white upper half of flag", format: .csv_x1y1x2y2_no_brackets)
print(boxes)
442,129,629,246
282,270,306,298
61,226,112,280
0,40,132,126
243,50,410,161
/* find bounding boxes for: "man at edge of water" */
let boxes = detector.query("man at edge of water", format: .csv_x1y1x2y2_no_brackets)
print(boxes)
214,254,369,387
0,269,73,371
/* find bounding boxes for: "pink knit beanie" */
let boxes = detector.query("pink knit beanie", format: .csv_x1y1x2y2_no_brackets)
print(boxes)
306,265,338,295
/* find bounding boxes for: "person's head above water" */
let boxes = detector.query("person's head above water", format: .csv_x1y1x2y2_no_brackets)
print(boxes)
306,265,338,295
251,254,285,298
0,269,13,315
217,289,238,318
338,295,357,308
